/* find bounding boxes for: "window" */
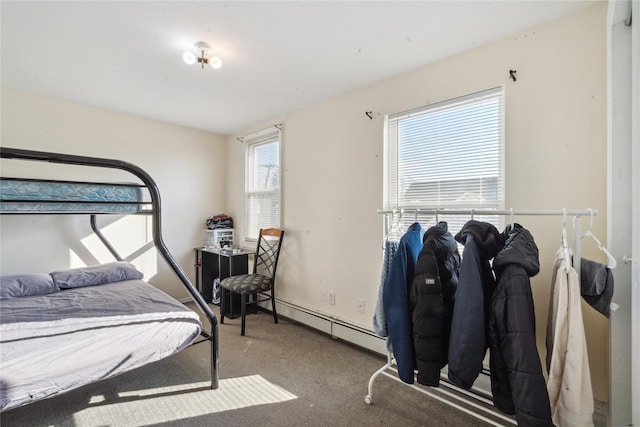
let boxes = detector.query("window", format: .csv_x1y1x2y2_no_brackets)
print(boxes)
245,127,281,241
385,87,504,233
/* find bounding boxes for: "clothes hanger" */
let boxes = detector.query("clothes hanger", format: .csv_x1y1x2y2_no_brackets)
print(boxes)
504,208,515,233
562,208,572,272
581,209,617,269
383,210,396,248
383,209,404,247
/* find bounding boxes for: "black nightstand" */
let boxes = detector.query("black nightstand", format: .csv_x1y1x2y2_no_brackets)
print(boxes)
194,247,255,318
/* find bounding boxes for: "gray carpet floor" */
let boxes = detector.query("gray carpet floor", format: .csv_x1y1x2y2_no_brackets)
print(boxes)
1,305,506,426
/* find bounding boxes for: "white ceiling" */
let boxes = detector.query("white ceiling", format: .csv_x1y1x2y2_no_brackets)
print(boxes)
1,1,600,135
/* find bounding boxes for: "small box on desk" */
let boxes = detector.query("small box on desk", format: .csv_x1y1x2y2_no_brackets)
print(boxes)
204,228,234,248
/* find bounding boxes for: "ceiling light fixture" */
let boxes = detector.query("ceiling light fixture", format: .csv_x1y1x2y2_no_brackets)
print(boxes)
183,41,222,70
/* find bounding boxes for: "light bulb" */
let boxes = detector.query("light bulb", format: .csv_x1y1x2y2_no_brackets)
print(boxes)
183,51,197,65
209,56,222,69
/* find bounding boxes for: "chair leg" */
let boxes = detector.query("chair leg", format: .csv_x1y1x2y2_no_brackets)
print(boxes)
219,287,225,324
241,293,247,336
271,290,278,324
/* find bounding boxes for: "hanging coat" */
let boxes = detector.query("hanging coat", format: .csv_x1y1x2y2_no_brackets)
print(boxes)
580,257,614,318
489,224,553,426
410,221,460,386
448,220,504,390
546,248,594,427
383,222,423,384
373,239,400,352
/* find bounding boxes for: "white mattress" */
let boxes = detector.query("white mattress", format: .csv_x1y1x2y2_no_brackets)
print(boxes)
0,279,202,411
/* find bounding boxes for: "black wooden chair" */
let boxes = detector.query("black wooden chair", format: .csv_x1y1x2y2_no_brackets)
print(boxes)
220,228,284,336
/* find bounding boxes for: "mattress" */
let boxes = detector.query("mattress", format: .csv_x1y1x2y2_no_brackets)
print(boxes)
0,279,202,411
0,178,144,213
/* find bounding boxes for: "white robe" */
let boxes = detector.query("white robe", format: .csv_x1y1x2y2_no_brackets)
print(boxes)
546,248,594,427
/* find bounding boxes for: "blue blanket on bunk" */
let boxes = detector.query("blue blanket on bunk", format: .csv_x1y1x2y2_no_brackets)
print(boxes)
0,179,143,213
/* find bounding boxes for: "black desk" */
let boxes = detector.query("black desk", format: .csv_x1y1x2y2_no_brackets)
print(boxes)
194,247,254,319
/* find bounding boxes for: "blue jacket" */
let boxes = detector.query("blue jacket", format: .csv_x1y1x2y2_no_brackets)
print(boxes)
448,220,504,389
383,222,423,383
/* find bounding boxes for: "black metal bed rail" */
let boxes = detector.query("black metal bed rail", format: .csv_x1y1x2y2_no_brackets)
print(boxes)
0,176,147,187
0,147,219,389
90,214,124,261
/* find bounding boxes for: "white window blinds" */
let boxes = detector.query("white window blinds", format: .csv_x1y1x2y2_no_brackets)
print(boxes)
385,87,504,233
245,127,281,241
386,88,504,209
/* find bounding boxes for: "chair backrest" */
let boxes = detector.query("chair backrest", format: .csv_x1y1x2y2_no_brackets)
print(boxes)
253,228,285,279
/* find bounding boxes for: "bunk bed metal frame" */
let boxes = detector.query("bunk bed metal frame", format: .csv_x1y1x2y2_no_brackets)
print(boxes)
0,147,219,390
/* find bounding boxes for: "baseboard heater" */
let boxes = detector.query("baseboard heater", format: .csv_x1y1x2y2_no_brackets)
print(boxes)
272,298,388,354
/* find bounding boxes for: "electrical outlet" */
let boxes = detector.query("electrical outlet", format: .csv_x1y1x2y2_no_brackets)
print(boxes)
321,289,327,302
327,290,335,305
357,298,365,313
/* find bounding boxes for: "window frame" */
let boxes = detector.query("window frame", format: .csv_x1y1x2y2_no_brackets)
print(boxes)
243,126,282,245
384,87,505,231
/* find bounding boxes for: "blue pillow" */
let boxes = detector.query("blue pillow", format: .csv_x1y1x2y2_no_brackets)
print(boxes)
51,261,143,289
0,273,59,299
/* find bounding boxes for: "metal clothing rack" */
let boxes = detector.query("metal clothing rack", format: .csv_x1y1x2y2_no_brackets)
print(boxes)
378,207,596,276
368,207,598,426
366,355,517,426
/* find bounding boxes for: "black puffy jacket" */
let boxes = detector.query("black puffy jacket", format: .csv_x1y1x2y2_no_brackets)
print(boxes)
489,224,552,426
447,220,505,390
410,222,460,386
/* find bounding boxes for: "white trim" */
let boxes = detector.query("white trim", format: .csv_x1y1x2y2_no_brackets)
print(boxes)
242,124,282,141
607,1,635,425
387,86,503,121
630,2,640,425
242,126,282,245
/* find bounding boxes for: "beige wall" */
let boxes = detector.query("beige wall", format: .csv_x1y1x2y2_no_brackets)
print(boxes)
0,88,227,299
227,4,609,401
